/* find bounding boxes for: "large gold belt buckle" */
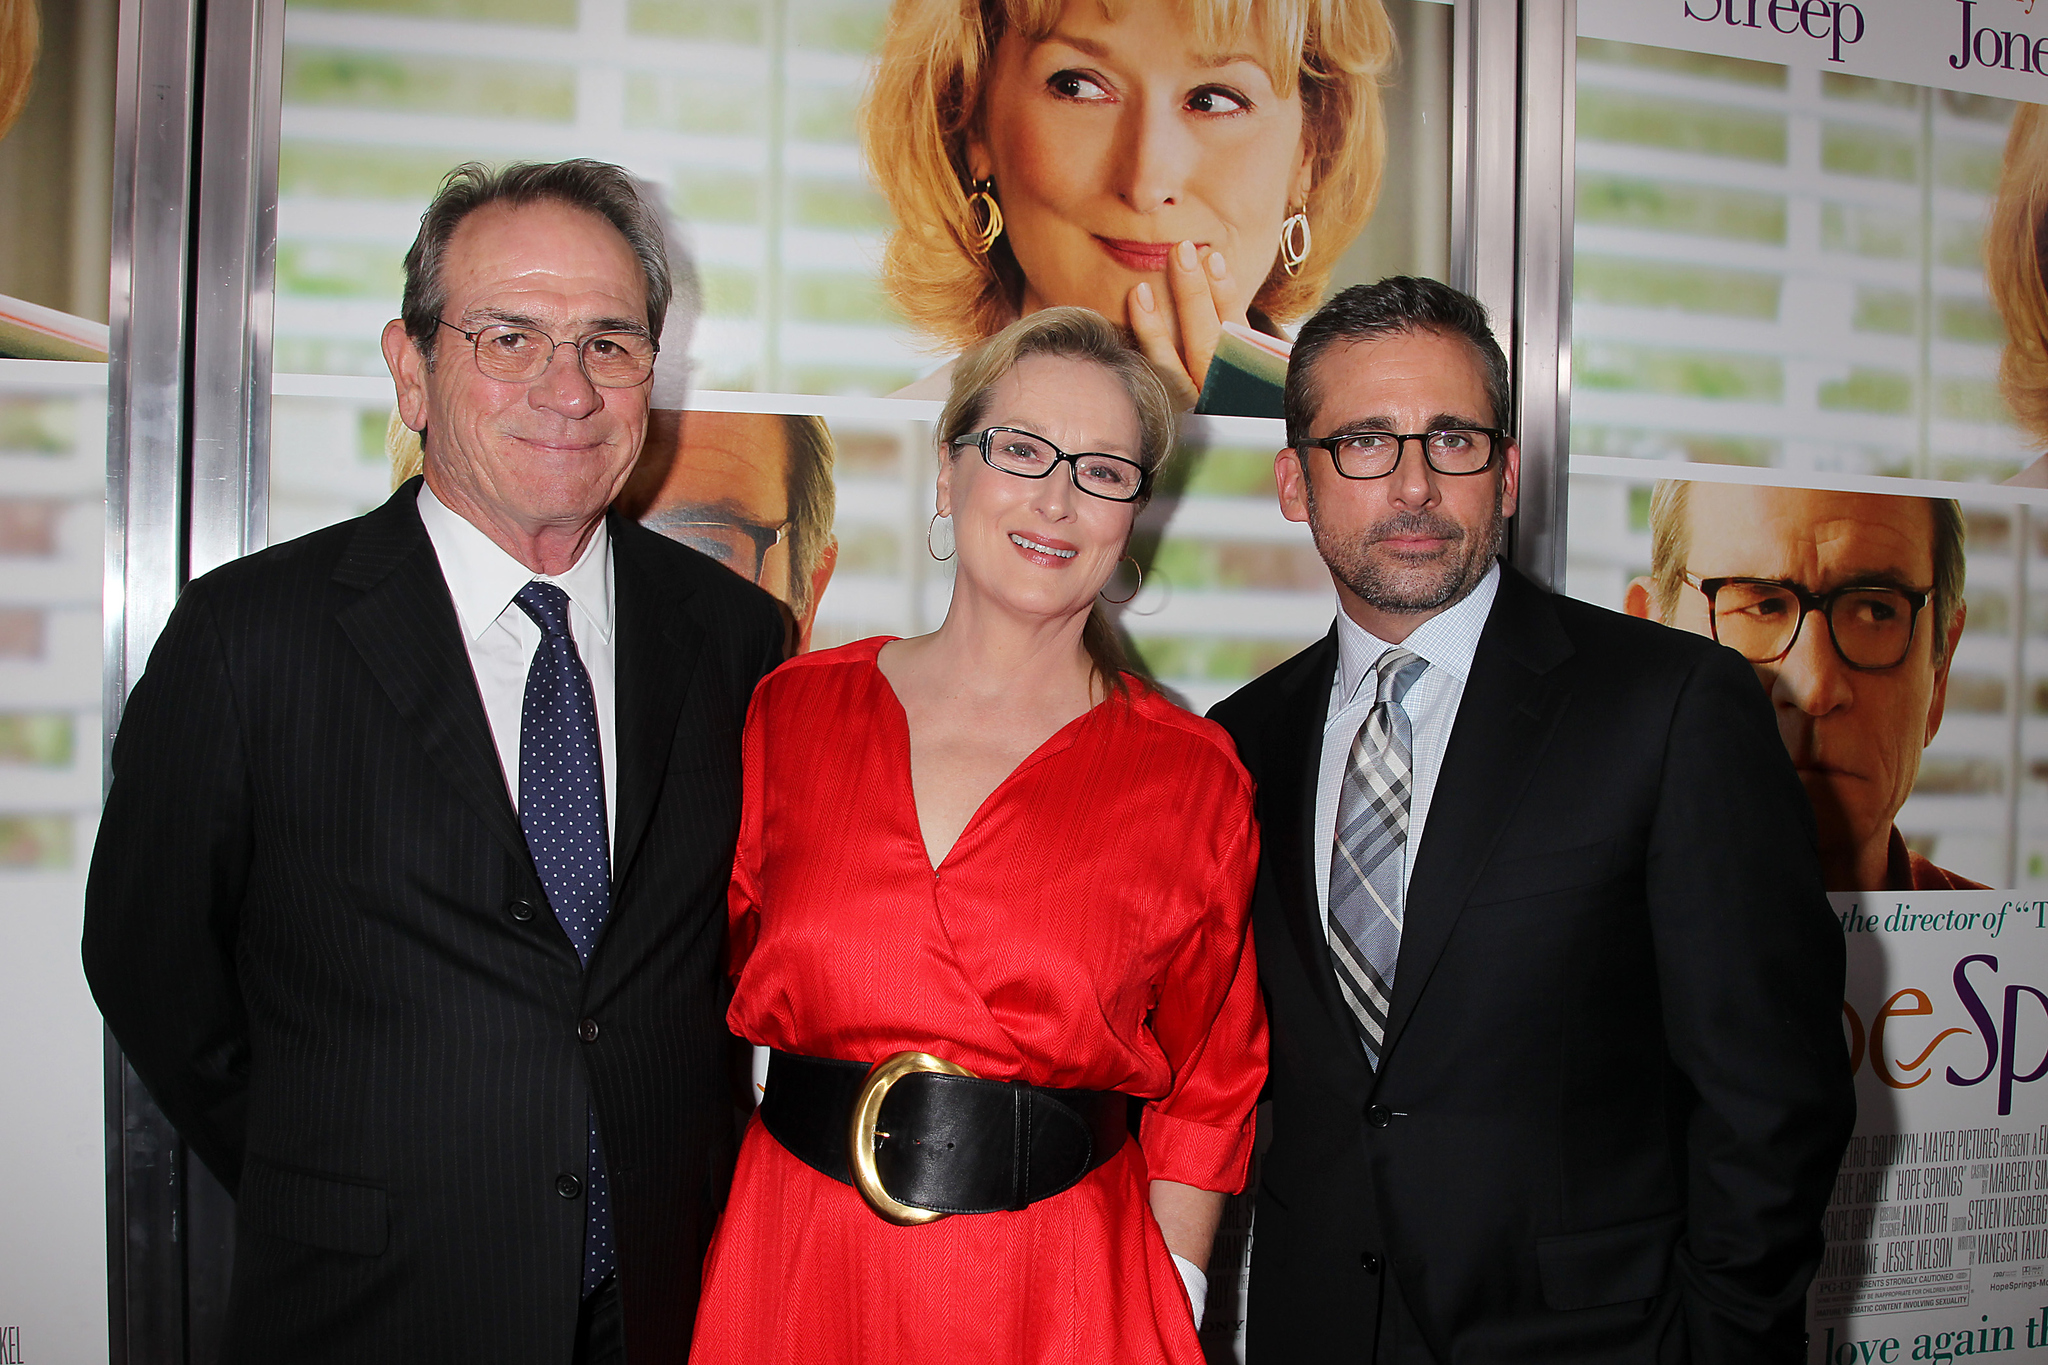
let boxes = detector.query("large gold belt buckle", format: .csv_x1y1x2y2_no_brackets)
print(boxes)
847,1050,977,1226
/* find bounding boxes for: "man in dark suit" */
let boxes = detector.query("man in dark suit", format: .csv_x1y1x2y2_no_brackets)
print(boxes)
83,160,784,1363
1210,278,1854,1363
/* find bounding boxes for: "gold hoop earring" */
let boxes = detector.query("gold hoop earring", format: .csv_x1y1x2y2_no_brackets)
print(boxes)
927,510,955,562
1279,209,1311,278
1100,555,1143,605
967,179,1004,255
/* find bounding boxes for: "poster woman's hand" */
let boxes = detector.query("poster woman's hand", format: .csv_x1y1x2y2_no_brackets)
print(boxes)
1128,240,1238,410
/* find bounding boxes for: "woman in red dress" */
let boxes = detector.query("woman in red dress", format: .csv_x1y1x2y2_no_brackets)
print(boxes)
689,307,1266,1364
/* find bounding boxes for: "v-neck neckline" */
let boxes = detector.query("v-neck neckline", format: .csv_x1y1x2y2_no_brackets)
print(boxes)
866,640,1105,873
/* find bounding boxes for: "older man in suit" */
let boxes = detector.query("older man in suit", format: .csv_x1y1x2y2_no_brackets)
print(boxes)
84,160,784,1363
1211,277,1853,1363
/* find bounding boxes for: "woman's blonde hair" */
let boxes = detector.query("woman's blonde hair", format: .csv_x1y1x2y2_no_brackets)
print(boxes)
1991,104,2048,446
1,0,40,141
938,306,1175,695
863,0,1394,353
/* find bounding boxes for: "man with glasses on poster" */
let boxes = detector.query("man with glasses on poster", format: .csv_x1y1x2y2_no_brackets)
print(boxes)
1628,481,1980,892
1212,277,1853,1363
84,159,785,1364
624,408,840,653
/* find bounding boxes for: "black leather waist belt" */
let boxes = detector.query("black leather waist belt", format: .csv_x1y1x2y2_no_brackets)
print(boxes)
760,1049,1130,1224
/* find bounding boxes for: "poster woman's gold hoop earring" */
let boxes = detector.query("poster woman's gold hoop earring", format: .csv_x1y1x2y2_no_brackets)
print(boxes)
927,510,955,561
967,180,1004,255
1100,555,1143,605
1280,209,1311,278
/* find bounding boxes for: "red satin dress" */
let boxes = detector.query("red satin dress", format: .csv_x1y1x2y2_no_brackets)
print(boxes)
689,638,1266,1364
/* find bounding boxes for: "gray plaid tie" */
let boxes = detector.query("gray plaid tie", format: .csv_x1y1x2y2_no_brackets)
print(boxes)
1328,648,1427,1069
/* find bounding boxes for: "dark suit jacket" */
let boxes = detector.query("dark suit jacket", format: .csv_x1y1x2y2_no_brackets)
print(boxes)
1211,566,1853,1365
83,479,785,1364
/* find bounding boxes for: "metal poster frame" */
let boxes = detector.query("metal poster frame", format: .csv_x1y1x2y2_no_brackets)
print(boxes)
103,0,283,1358
1454,0,1576,590
94,0,1574,1353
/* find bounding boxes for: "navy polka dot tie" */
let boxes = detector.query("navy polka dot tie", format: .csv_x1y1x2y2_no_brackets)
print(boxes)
513,581,616,1298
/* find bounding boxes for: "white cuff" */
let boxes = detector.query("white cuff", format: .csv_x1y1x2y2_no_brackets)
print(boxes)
1171,1252,1208,1330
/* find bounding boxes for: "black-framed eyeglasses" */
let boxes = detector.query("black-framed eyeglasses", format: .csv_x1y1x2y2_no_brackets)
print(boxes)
436,317,658,388
647,514,790,583
1296,428,1506,480
1686,572,1930,671
954,426,1150,503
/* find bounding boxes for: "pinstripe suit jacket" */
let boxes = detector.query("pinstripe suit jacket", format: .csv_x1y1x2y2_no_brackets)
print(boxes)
84,478,785,1364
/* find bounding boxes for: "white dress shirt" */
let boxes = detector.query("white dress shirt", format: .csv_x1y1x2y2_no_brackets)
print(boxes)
416,481,618,858
1313,563,1500,930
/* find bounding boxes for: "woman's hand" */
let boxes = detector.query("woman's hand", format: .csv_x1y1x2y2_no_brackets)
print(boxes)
1149,1176,1227,1326
1128,240,1240,409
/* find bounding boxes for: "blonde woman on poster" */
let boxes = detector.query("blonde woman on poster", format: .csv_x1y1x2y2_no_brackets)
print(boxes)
1989,103,2048,486
862,0,1391,415
689,308,1265,1364
1,0,35,138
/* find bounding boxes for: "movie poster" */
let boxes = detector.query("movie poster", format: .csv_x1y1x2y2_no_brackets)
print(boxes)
1823,887,2048,1365
1568,3,2048,1352
267,0,1456,712
269,0,1448,404
1567,459,2048,1360
1575,1,2040,489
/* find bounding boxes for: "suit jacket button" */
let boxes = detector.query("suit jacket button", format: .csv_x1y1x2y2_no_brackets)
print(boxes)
556,1173,582,1199
508,898,538,923
578,1018,600,1043
1366,1104,1392,1128
1360,1252,1383,1274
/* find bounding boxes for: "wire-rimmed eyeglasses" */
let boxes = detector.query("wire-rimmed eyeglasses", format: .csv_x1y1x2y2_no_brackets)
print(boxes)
1686,572,1930,671
953,427,1150,503
1296,428,1506,480
436,317,658,388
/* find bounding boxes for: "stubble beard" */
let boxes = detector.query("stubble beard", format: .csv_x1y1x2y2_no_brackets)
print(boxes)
1304,475,1507,618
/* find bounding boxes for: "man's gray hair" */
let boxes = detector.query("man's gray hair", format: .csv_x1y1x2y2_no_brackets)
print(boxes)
1284,276,1512,447
401,160,674,363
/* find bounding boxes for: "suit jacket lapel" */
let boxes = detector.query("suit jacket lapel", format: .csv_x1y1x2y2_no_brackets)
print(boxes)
1382,568,1573,1064
1258,630,1373,1067
333,480,534,874
608,515,702,892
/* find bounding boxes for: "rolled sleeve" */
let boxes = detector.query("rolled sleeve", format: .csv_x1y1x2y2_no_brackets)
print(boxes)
1140,806,1266,1192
